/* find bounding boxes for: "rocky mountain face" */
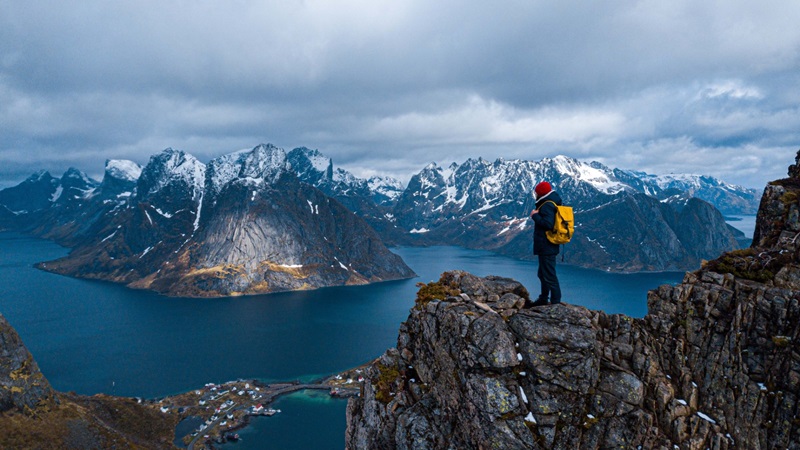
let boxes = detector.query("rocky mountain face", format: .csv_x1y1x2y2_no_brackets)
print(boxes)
549,194,740,271
614,168,761,215
0,313,57,414
0,313,179,448
392,156,745,271
287,146,411,245
0,160,139,247
37,144,414,297
345,151,800,449
0,170,62,214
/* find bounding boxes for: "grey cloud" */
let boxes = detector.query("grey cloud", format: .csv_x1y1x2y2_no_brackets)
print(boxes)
2,1,800,190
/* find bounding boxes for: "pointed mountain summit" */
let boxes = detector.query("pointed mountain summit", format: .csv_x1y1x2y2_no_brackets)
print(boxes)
287,146,334,186
38,144,414,297
0,170,59,213
287,146,410,245
207,143,291,202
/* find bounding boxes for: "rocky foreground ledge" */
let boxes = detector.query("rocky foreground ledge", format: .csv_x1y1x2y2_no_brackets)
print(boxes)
346,268,799,449
346,151,800,450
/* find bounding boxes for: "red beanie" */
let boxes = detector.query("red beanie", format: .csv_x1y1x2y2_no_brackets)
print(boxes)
534,181,552,199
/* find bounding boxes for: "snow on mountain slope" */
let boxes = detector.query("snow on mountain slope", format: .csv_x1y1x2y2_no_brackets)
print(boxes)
398,155,627,224
139,148,206,199
287,146,405,208
105,159,142,182
549,156,626,195
614,169,760,214
368,175,405,204
207,144,290,199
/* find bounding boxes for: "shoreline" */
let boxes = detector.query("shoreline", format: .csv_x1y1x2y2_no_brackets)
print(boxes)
147,363,370,449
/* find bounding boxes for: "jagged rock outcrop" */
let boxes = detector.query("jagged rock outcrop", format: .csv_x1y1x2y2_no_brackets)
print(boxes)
0,313,179,448
346,151,800,449
0,313,57,414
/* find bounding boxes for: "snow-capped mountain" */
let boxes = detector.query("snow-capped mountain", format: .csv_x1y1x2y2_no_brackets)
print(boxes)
286,146,404,206
393,155,629,232
368,175,405,206
3,145,414,297
0,170,63,214
207,143,291,202
394,155,758,232
286,147,411,245
54,168,100,204
0,155,183,245
612,169,760,215
390,155,746,271
98,159,142,199
1,146,756,274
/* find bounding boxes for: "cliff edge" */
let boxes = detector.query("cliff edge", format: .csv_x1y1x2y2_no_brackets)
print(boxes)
0,313,177,448
0,313,57,414
345,152,800,449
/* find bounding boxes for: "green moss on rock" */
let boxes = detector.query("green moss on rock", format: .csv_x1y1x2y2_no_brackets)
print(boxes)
414,276,461,309
375,363,400,404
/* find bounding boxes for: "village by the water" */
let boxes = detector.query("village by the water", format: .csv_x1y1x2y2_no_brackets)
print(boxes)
146,365,365,449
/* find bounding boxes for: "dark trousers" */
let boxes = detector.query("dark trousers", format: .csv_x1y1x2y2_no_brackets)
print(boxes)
537,254,561,303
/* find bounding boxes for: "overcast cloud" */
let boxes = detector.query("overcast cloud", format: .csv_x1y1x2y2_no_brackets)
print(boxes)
2,0,800,189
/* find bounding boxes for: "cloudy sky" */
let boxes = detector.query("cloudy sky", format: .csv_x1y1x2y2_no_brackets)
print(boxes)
2,1,799,189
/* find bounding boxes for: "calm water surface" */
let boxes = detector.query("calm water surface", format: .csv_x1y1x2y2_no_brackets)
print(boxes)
726,214,756,240
0,232,686,449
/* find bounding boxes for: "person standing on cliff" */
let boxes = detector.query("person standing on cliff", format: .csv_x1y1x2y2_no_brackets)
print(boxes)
528,181,562,307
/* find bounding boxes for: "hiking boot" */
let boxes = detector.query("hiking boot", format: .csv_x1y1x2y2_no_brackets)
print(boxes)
550,299,561,305
527,298,549,308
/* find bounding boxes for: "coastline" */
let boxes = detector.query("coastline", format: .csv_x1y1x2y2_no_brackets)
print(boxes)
153,364,369,449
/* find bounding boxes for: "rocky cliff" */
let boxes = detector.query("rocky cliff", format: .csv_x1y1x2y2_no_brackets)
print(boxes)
0,313,180,448
0,313,57,414
346,152,800,449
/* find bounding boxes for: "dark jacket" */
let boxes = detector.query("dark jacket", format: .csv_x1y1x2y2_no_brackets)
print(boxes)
531,191,563,256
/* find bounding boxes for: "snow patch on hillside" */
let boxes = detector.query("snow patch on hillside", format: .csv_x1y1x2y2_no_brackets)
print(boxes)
106,160,142,182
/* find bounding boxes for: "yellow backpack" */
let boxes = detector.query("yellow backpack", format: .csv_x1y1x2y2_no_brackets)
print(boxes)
544,200,574,245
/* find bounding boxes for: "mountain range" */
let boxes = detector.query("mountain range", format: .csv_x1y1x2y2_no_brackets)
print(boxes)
0,144,759,295
2,145,414,297
289,150,756,271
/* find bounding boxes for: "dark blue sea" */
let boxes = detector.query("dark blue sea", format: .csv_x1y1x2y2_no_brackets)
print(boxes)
0,219,754,448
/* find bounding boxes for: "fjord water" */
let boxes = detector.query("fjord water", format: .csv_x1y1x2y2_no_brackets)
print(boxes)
1,231,718,448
